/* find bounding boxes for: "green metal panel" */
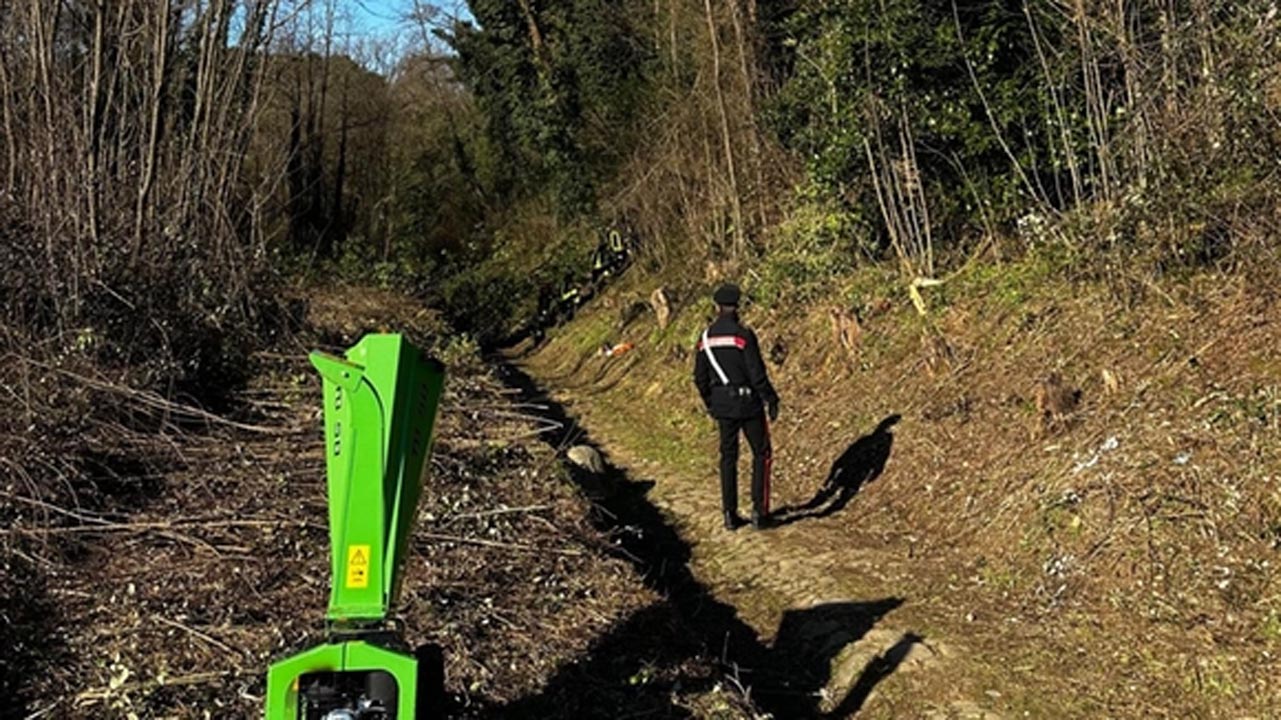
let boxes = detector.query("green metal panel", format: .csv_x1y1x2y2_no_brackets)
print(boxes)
265,643,344,719
265,334,444,719
374,337,445,609
264,640,418,719
311,334,445,623
312,349,388,621
345,641,420,717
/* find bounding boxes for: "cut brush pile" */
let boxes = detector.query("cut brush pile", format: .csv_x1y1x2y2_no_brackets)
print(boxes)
0,286,749,719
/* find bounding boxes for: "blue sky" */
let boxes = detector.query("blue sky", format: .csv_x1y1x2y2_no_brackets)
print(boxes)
339,0,471,69
347,0,472,39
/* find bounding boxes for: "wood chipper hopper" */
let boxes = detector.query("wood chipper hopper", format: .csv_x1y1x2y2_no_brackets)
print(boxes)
266,334,445,720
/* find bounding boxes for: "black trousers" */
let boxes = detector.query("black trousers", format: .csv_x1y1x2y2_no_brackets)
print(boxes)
717,414,772,517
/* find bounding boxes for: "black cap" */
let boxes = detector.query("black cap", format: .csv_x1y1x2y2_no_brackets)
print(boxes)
713,284,741,306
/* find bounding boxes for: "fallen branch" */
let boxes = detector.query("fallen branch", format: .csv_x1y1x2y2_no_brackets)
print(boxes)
155,615,245,658
74,670,239,706
24,359,296,436
418,532,583,556
450,504,553,520
0,489,113,526
1,517,316,537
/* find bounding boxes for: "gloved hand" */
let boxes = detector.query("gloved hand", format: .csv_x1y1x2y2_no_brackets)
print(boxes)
768,400,780,422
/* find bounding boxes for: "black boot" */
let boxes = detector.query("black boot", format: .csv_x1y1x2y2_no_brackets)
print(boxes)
723,512,741,531
751,511,766,530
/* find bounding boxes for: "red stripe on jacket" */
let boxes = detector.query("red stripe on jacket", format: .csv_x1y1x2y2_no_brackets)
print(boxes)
695,335,747,351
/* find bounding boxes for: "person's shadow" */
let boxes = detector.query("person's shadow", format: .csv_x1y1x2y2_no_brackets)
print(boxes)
754,598,907,717
774,414,900,527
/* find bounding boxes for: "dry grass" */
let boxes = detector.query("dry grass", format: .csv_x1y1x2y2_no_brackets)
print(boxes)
522,260,1281,717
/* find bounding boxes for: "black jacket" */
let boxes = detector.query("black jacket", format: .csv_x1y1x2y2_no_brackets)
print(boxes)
693,312,778,419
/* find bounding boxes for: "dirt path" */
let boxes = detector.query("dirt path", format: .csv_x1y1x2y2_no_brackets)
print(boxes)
502,357,995,719
499,271,1281,718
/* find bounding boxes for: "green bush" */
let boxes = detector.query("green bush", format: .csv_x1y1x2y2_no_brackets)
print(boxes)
766,0,1281,268
755,191,866,305
769,0,1057,252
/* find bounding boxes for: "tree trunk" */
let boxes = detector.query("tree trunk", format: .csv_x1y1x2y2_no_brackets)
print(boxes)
0,35,15,194
85,1,105,248
728,0,767,232
135,0,174,260
331,86,350,257
669,0,679,79
703,0,745,258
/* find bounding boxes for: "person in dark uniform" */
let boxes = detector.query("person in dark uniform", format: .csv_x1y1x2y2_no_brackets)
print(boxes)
557,270,582,322
590,237,610,285
607,228,627,269
532,282,556,340
693,284,780,530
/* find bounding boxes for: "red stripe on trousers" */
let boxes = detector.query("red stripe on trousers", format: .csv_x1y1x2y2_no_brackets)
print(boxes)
762,416,772,515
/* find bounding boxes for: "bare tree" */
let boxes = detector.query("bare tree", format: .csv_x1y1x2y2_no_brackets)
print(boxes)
703,0,746,259
0,0,297,336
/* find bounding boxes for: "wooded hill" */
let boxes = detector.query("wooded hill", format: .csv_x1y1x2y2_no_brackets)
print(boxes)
0,0,1278,715
3,1,1277,354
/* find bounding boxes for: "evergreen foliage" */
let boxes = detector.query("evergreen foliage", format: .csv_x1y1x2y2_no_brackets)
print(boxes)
771,1,1058,233
444,0,651,215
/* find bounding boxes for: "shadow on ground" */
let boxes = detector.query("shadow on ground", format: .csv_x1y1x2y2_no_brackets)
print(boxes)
489,361,911,718
0,556,69,720
833,632,927,717
773,415,901,528
0,442,174,718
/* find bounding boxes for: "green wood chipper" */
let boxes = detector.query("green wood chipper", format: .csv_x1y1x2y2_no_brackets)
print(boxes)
266,334,445,720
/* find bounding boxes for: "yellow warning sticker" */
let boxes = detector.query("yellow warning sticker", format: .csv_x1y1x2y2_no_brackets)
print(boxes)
345,544,371,589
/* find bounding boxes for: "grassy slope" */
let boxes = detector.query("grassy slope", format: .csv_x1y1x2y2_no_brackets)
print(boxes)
522,258,1281,718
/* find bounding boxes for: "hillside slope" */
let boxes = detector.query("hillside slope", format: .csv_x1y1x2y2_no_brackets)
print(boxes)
519,261,1281,717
